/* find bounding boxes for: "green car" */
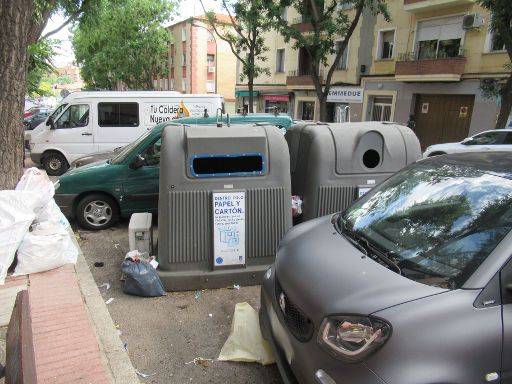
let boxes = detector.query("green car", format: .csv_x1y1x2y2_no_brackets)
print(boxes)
54,113,293,230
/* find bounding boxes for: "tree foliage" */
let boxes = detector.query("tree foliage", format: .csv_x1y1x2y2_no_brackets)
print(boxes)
200,0,275,113
271,0,389,121
73,0,176,90
477,0,512,128
27,39,58,97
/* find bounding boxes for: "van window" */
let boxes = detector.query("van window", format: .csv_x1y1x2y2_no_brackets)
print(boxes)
98,103,139,127
190,153,265,177
55,104,89,129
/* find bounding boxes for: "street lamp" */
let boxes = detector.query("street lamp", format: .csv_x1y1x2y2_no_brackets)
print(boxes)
191,22,217,94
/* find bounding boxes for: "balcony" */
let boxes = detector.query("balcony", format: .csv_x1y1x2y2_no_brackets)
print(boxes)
404,0,476,13
290,15,314,33
395,50,467,82
286,69,322,87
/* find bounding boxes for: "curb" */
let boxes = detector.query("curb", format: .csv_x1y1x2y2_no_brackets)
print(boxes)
71,229,140,384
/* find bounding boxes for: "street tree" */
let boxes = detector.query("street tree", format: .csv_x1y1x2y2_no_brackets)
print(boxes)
0,0,99,189
477,0,512,128
73,0,176,90
271,0,389,121
27,39,57,97
199,0,274,113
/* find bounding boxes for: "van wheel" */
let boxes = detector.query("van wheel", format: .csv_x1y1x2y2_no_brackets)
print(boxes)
76,194,120,230
43,152,69,176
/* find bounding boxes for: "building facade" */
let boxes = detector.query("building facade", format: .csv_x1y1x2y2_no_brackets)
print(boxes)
155,15,238,113
237,0,510,148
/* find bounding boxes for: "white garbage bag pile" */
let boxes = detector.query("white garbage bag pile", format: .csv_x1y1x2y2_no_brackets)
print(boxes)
0,168,78,285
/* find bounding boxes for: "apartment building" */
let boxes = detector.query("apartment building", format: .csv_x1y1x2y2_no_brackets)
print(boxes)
236,3,374,122
237,0,509,148
363,0,509,148
155,14,238,112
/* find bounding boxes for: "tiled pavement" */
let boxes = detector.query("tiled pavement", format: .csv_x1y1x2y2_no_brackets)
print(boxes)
0,234,139,383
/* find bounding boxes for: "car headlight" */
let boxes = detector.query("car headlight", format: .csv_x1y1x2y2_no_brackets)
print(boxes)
317,315,391,362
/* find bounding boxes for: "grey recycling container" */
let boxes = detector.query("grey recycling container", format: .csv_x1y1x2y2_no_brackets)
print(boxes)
286,121,421,222
157,123,292,291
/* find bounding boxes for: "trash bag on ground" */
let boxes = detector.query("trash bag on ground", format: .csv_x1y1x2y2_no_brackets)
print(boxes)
121,257,166,297
13,230,74,276
15,167,55,213
0,190,39,285
218,302,275,365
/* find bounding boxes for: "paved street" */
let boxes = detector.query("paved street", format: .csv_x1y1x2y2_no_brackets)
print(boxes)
77,218,282,384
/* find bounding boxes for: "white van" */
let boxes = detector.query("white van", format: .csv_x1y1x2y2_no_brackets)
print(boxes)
26,91,224,175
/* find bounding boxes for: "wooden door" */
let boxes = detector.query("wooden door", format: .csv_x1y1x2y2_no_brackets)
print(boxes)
414,94,474,149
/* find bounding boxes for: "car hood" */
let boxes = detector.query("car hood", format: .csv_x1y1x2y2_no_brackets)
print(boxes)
62,159,112,177
424,142,465,153
71,149,119,168
275,215,447,321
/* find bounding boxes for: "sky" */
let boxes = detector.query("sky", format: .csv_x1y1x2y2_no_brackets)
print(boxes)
44,0,225,67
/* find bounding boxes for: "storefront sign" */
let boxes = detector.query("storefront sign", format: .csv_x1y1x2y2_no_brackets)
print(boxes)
212,191,246,267
327,87,363,103
263,94,290,102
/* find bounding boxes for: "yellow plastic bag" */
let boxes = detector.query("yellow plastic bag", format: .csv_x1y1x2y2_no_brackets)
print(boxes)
218,302,275,365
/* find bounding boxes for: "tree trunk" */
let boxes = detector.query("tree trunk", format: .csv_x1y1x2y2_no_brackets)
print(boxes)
496,75,512,129
248,75,254,113
319,95,327,122
0,0,34,189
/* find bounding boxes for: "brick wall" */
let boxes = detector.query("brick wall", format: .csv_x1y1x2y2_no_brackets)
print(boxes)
395,57,466,76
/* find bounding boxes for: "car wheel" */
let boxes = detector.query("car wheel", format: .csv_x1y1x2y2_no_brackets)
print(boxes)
428,151,446,157
76,194,119,230
43,151,69,176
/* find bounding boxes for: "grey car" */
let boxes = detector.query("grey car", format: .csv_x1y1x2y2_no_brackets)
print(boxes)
260,152,512,384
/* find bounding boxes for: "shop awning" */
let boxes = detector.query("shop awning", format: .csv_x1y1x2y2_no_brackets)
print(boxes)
235,91,259,97
263,94,289,102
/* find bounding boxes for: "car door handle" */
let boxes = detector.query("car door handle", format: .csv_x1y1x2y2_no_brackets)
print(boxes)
82,132,92,136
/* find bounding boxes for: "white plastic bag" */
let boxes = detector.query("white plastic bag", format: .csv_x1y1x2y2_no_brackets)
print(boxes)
36,200,70,230
13,231,74,276
15,167,55,212
218,302,275,365
0,191,39,285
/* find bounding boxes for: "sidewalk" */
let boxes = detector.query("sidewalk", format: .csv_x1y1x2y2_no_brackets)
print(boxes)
0,230,139,383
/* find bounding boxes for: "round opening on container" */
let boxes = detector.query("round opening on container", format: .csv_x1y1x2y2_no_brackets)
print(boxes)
362,149,380,169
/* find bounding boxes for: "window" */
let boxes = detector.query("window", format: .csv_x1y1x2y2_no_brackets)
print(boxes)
169,56,174,66
207,54,215,63
170,78,175,90
416,16,464,59
206,80,215,92
300,101,315,120
465,131,501,145
182,53,186,66
371,96,392,121
141,139,161,167
378,30,394,59
190,153,265,177
182,78,187,92
486,31,506,52
276,48,285,73
337,1,354,10
207,30,215,42
182,28,186,41
505,132,512,144
98,103,139,127
56,104,89,129
335,41,348,70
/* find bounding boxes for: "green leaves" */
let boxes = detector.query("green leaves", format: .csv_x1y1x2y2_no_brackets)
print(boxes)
72,0,176,89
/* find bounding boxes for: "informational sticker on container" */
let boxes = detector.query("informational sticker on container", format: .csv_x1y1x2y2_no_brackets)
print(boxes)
212,191,246,267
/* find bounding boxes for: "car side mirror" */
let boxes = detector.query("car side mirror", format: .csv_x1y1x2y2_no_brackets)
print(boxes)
129,154,145,170
46,116,56,130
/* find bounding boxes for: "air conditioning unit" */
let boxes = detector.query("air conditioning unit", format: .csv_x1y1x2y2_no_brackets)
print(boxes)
208,66,215,73
463,13,484,30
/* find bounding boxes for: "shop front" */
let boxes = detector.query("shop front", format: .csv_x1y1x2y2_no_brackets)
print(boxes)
326,86,364,122
262,94,291,114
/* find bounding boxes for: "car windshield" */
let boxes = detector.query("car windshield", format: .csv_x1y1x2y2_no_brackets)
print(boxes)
339,162,512,289
110,129,155,164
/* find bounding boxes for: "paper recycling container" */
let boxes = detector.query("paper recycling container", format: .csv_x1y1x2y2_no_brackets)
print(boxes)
128,212,153,254
286,121,421,222
157,123,292,291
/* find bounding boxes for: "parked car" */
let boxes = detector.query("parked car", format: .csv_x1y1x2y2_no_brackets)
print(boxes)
54,113,293,230
423,128,512,157
23,110,51,130
23,105,50,119
68,113,293,169
260,151,512,384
